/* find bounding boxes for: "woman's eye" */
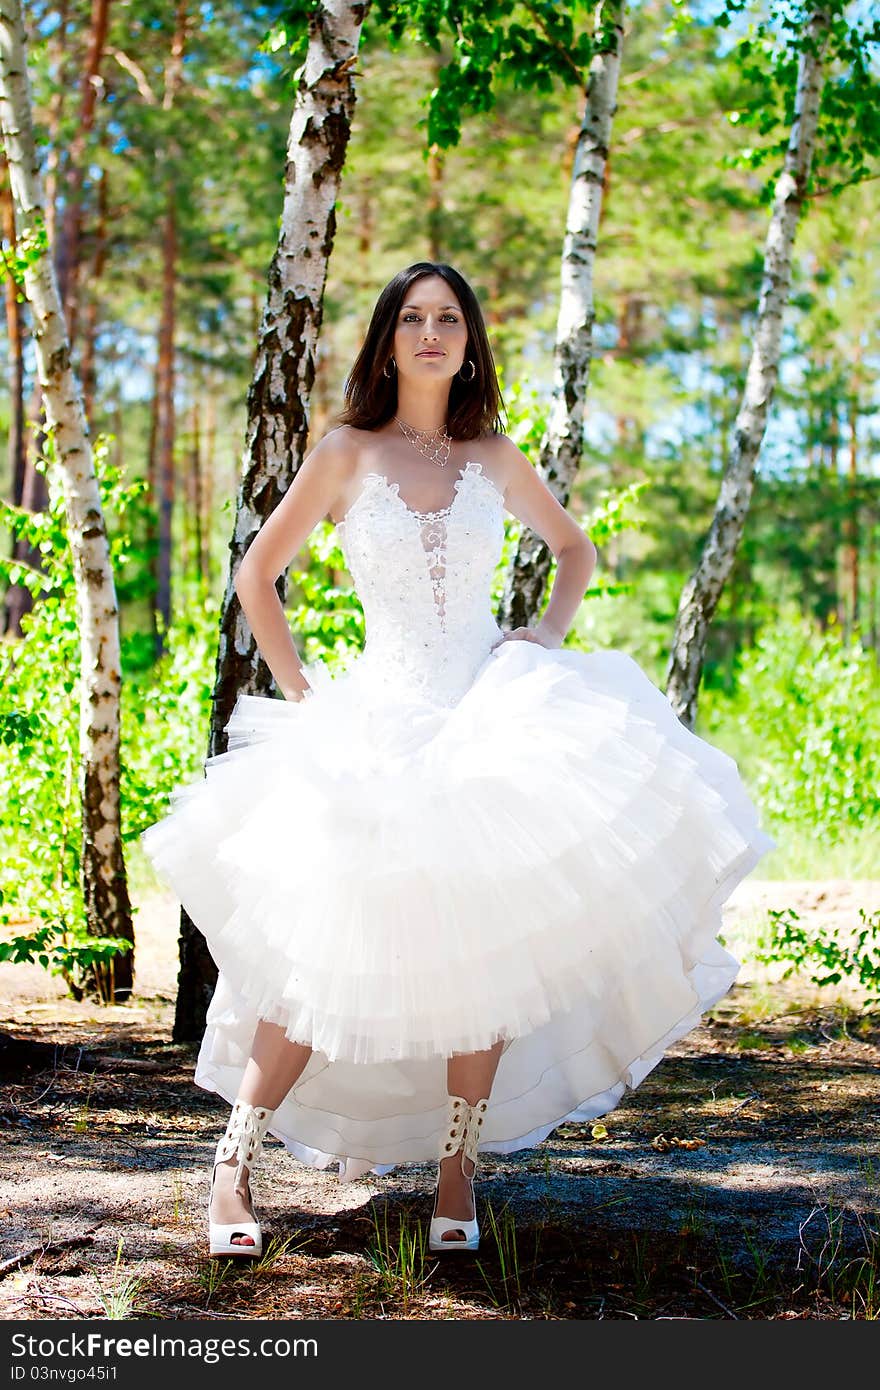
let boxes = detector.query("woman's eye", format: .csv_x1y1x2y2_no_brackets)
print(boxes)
400,313,459,322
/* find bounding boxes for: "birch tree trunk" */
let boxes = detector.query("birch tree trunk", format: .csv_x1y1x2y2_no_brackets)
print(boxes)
8,0,71,634
498,0,624,631
0,0,133,999
173,0,369,1041
665,8,831,729
1,164,26,638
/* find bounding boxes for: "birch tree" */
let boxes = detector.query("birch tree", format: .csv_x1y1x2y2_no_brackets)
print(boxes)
0,0,133,1000
369,1,616,624
499,0,624,631
174,0,370,1038
666,3,841,727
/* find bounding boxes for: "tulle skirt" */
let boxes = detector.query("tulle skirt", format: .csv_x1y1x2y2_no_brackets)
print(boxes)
140,639,775,1181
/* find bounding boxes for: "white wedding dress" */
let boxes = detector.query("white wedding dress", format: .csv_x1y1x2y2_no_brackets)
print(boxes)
141,457,775,1181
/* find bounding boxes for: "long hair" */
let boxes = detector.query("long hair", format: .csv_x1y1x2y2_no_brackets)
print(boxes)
335,262,506,440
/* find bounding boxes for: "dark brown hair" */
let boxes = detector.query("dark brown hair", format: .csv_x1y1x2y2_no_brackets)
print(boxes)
335,262,506,441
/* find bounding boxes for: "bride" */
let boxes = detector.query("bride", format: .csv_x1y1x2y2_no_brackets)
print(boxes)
141,260,774,1260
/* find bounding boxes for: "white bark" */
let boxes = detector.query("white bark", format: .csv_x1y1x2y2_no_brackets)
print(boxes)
665,8,831,729
0,0,132,998
175,2,368,1037
500,0,624,630
216,0,368,722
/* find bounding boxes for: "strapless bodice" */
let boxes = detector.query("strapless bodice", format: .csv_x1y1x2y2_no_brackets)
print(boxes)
334,459,506,706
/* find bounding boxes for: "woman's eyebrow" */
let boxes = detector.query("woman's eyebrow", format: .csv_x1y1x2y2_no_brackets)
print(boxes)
400,302,460,311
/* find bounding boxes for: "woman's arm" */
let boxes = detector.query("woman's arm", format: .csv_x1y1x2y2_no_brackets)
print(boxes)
492,437,597,649
233,428,353,701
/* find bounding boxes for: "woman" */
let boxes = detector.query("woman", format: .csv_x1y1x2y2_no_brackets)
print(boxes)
141,261,775,1259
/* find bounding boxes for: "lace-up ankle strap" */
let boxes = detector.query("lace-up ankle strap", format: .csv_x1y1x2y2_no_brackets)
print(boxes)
214,1099,276,1194
440,1094,489,1170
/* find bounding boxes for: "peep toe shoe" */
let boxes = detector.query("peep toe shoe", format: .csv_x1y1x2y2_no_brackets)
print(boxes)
207,1098,276,1258
428,1094,489,1253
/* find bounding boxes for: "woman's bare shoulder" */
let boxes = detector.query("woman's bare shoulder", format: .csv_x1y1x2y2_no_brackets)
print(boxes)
472,430,522,498
309,423,371,463
308,425,385,525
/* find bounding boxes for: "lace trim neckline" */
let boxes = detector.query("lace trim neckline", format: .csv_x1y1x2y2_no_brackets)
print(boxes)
336,458,502,530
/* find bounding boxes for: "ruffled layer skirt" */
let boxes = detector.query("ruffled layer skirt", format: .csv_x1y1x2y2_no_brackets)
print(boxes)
140,640,775,1181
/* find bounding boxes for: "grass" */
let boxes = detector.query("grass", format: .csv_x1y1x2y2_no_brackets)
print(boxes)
366,1199,433,1313
72,1071,96,1134
90,1238,149,1319
679,1190,710,1240
348,1266,378,1318
476,1200,524,1309
347,1187,877,1321
798,1202,880,1320
194,1254,233,1305
169,1173,185,1224
190,1230,312,1308
249,1229,312,1271
859,1158,880,1193
537,1149,563,1225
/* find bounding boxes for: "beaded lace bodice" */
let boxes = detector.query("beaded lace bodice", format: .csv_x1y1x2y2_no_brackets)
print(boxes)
336,458,506,706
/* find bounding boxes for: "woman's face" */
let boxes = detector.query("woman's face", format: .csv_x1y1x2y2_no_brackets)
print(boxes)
392,275,469,381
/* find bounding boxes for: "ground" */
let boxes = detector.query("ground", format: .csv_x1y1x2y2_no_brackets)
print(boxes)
1,878,878,1321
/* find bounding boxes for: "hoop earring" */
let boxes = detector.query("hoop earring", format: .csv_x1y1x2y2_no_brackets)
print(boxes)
383,356,397,378
458,358,476,382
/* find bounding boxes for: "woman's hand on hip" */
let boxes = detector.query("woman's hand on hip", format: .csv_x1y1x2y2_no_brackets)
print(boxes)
491,622,564,652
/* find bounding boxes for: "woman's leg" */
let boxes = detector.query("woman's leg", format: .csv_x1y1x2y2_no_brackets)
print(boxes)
210,1019,313,1246
435,1039,504,1241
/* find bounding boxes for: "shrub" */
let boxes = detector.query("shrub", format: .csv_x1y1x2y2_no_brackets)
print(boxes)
0,438,215,995
701,605,880,845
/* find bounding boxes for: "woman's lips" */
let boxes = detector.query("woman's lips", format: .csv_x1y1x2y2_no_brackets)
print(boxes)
416,350,444,357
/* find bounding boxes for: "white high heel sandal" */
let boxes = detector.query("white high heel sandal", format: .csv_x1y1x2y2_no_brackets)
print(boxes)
207,1098,276,1259
429,1094,489,1253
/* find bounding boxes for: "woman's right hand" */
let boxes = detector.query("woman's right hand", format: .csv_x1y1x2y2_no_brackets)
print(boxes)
283,682,313,703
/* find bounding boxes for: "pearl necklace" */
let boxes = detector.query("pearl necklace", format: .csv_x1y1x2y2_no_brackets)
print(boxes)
395,414,452,469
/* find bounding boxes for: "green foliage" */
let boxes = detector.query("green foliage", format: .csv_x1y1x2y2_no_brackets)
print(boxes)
0,439,137,994
263,2,321,70
701,604,880,845
0,919,132,1001
369,0,596,147
755,904,880,1004
0,215,49,295
500,375,649,633
122,586,219,849
0,435,217,993
697,0,880,193
289,523,364,672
